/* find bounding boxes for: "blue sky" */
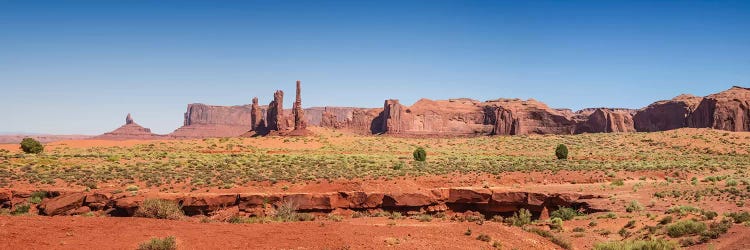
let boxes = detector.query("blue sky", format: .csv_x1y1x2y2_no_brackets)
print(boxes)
1,0,748,134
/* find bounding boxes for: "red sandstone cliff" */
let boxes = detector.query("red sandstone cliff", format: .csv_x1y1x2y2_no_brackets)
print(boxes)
169,104,253,138
688,86,750,131
633,94,702,132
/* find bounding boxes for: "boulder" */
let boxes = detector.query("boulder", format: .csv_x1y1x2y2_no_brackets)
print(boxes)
39,193,86,216
447,188,492,203
181,194,238,215
238,194,280,212
281,193,334,210
113,196,145,216
382,192,436,207
84,192,112,210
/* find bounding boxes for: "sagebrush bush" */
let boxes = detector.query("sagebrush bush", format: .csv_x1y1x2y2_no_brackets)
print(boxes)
555,144,568,160
594,238,678,250
506,208,532,227
551,207,580,221
20,137,43,154
134,199,183,220
413,147,426,162
137,236,176,250
667,220,707,237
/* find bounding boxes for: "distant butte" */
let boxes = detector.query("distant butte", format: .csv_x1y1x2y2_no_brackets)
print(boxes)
94,114,162,140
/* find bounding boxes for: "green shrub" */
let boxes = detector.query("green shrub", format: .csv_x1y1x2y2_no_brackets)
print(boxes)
11,204,30,215
727,211,750,223
659,216,673,225
137,236,176,250
700,219,732,240
611,179,625,186
666,220,707,237
625,200,644,213
29,191,47,204
550,217,564,231
555,144,568,160
506,208,532,227
550,207,581,221
20,138,43,154
593,238,679,250
134,199,183,220
412,147,426,162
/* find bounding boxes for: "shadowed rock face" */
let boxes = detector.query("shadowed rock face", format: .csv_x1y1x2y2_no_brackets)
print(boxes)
634,94,702,132
250,97,263,131
688,86,750,131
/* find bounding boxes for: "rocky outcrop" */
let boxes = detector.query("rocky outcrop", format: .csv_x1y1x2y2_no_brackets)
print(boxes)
39,193,86,216
575,108,636,133
94,114,162,140
250,97,263,131
293,81,307,131
376,98,577,136
688,86,750,131
13,188,609,218
266,91,285,131
170,103,253,138
634,94,703,132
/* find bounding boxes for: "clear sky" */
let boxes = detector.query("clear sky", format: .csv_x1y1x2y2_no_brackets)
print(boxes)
1,0,748,135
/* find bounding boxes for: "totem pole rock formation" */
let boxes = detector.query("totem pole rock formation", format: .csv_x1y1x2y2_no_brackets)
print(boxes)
266,90,285,131
125,113,134,125
293,80,307,130
250,97,264,131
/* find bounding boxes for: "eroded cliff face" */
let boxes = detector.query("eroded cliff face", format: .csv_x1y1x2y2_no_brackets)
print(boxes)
633,94,702,132
170,103,253,138
375,98,575,136
575,108,636,133
688,86,750,131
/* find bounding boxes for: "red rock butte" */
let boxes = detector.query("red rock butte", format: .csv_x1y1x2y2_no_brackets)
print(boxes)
95,85,750,139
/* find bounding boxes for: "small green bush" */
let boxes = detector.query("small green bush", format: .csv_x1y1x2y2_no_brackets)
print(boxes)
555,144,568,160
137,236,176,250
593,238,679,250
550,217,564,231
666,220,707,237
550,207,581,221
506,208,532,227
413,147,426,162
625,200,644,213
11,204,30,215
727,211,750,223
20,138,43,154
134,199,183,220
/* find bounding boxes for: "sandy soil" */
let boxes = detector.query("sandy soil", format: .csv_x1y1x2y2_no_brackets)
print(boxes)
0,216,558,250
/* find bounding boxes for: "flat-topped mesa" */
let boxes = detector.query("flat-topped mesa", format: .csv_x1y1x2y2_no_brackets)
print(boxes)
266,90,285,131
293,80,307,130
